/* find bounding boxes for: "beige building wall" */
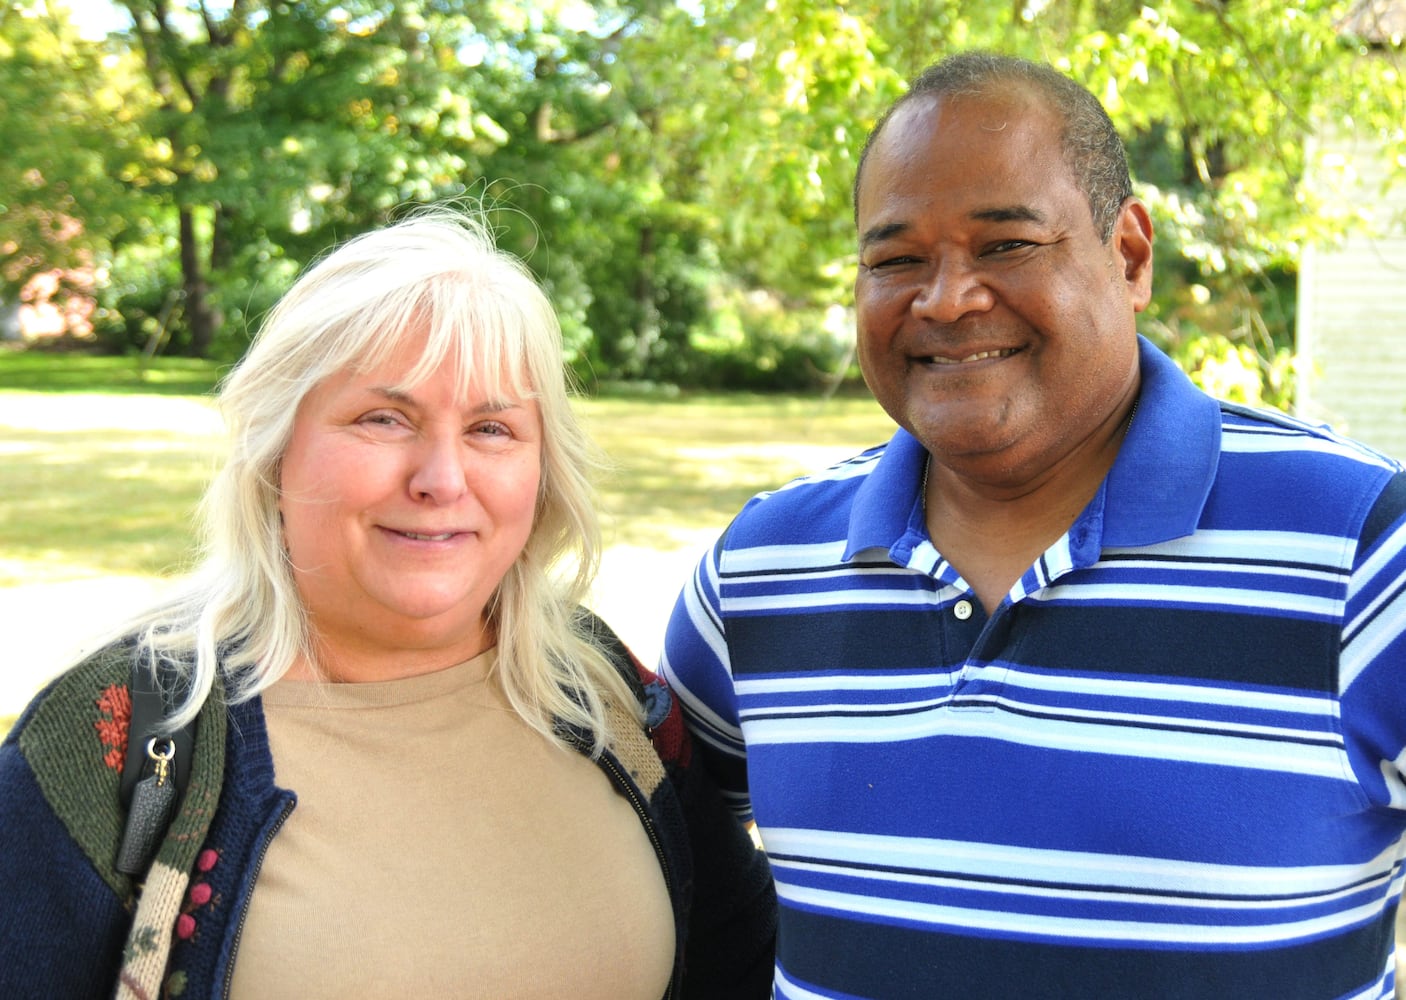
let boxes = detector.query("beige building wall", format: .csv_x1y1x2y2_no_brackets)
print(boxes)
1296,129,1406,462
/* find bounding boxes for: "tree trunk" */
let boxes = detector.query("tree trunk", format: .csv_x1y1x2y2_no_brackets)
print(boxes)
211,203,232,271
633,224,657,370
179,206,218,358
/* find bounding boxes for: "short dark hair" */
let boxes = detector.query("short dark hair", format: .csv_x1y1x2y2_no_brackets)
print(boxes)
852,52,1133,242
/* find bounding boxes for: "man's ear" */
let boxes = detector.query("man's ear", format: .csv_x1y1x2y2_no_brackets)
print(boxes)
1114,197,1154,312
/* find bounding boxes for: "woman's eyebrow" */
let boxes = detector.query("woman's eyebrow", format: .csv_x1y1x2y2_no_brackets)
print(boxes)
368,386,522,414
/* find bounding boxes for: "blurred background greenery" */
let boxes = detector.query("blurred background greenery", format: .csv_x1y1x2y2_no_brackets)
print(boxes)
7,0,1402,406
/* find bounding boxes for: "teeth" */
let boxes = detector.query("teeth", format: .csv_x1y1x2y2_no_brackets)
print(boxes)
402,531,454,541
929,348,1016,365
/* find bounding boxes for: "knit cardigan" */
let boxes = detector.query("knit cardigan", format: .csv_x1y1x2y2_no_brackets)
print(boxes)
0,630,776,999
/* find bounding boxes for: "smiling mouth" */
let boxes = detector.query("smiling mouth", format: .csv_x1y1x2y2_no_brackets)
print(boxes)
396,530,458,541
924,348,1020,365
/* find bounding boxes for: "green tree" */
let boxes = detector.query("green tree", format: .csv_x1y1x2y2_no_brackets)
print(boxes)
5,0,1404,398
620,0,1405,402
0,4,144,310
104,0,519,356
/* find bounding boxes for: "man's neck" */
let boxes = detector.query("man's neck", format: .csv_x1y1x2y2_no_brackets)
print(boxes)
921,400,1136,614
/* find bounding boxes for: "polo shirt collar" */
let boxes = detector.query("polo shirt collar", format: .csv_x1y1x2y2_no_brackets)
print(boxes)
1101,336,1221,547
844,426,928,560
843,335,1221,561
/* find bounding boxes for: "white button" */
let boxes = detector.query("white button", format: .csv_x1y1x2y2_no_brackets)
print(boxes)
954,600,973,620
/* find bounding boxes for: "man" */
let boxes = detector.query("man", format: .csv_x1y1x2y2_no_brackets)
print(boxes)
660,51,1406,999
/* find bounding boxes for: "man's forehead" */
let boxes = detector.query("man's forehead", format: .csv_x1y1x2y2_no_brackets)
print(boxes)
887,86,1052,143
853,104,1107,248
858,93,1061,201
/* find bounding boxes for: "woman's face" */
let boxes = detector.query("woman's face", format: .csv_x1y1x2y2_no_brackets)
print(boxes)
278,335,543,676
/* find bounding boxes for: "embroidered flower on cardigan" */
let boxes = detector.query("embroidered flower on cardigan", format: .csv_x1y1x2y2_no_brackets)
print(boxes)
176,849,222,941
94,683,132,772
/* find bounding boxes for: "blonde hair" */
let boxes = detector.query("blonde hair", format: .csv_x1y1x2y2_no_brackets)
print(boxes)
130,205,638,754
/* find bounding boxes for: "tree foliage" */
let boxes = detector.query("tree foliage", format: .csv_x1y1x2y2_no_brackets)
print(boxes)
0,5,144,308
2,0,1403,402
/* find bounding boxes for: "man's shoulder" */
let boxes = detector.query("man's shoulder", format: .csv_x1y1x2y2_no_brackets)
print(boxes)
1216,401,1403,506
724,442,889,546
1218,401,1402,472
1210,402,1405,543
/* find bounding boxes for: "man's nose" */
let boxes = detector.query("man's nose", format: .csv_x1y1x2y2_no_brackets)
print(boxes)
911,257,996,323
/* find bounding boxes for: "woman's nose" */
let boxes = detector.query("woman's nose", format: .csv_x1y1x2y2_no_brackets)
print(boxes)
408,435,470,503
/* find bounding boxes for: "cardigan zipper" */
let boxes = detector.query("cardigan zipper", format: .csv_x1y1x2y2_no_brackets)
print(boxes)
596,750,676,1000
220,796,295,999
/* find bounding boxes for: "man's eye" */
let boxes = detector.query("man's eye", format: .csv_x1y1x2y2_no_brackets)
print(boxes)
868,255,919,270
985,240,1034,255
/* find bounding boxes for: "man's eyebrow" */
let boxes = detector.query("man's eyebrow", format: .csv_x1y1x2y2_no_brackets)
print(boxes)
859,221,908,250
860,205,1048,250
971,204,1047,225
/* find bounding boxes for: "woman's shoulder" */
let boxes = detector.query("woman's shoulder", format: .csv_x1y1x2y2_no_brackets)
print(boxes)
2,637,142,897
7,637,137,756
572,607,690,770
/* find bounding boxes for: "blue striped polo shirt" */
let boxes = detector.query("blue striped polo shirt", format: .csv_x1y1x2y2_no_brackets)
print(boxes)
660,337,1406,999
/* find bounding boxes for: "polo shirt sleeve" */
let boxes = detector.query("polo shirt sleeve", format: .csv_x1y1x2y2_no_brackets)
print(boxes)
659,531,754,821
1339,471,1406,810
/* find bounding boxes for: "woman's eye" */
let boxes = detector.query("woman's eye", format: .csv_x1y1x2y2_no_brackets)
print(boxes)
360,411,405,428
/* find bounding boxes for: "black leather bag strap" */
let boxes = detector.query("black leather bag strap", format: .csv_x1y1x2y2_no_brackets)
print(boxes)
575,606,645,697
116,650,197,876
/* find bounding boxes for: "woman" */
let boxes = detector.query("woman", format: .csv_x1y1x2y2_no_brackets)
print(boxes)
0,207,775,999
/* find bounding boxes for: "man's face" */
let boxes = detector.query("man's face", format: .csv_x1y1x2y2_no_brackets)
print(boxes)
854,90,1152,489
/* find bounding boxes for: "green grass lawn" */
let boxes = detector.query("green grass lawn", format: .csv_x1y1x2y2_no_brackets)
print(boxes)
0,351,895,583
0,350,896,738
0,350,230,395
